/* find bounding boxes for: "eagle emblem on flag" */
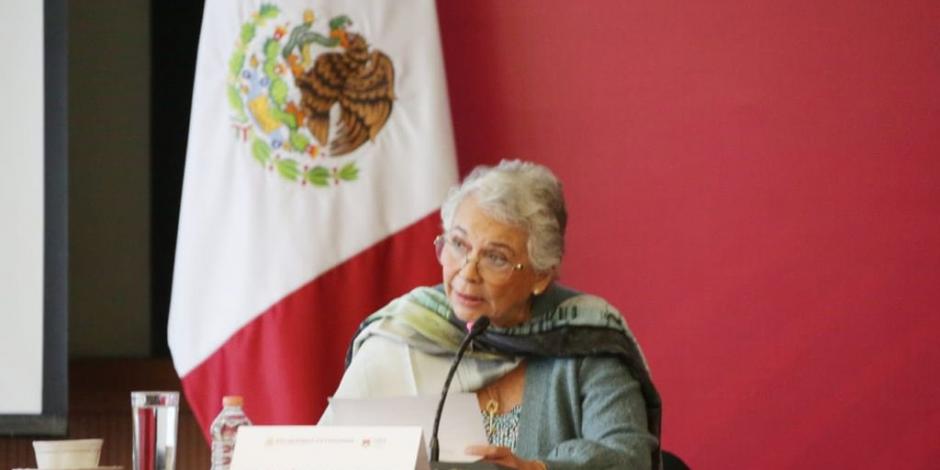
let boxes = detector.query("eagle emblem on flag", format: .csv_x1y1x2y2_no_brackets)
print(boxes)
227,5,396,186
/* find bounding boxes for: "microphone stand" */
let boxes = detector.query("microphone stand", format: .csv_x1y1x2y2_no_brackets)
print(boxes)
429,318,510,469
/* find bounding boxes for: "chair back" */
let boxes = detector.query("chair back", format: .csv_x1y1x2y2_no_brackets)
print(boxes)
662,450,691,470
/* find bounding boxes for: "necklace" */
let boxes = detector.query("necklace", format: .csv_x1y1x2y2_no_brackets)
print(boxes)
481,362,526,416
482,385,500,433
484,385,499,419
479,381,527,449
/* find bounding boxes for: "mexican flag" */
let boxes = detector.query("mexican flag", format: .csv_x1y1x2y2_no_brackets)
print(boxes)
168,0,456,436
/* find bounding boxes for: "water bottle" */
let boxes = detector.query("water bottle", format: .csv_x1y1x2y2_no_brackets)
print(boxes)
209,395,252,470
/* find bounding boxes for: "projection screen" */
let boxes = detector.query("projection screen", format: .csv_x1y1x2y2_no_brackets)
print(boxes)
0,0,68,435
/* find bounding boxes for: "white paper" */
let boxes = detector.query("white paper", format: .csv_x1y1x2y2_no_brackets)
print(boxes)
231,425,430,470
328,393,487,463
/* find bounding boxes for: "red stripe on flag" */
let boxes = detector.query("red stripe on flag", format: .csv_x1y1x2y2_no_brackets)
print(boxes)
180,212,442,440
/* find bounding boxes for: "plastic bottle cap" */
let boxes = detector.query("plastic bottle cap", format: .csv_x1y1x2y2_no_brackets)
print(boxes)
222,396,243,407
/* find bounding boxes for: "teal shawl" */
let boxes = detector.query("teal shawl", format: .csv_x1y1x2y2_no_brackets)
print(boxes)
345,284,662,469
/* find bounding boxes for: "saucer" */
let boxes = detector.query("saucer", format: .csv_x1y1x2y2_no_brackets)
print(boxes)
15,467,122,470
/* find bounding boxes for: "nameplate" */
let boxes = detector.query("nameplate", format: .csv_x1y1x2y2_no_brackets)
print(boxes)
231,425,430,470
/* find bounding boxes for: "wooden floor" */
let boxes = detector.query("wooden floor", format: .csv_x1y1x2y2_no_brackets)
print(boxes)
0,359,210,470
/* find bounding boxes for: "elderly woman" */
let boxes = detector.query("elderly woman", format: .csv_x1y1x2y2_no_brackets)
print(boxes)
322,160,661,469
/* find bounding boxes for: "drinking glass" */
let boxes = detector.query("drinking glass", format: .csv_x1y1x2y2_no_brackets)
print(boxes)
131,391,179,470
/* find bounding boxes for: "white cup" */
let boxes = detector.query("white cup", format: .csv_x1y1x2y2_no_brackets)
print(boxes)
32,438,103,468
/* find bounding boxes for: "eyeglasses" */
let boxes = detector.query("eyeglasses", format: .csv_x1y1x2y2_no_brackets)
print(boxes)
434,234,525,284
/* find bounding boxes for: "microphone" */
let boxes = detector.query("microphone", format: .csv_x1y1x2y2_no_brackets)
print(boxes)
429,316,491,463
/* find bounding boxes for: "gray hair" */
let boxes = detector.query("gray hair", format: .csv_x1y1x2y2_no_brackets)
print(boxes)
440,160,567,273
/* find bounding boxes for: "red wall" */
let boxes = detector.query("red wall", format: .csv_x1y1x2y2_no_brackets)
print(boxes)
438,1,940,468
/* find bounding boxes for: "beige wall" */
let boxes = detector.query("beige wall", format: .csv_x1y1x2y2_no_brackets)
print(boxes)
68,0,150,356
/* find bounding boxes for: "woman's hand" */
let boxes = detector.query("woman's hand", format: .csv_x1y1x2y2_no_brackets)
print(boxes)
465,445,547,470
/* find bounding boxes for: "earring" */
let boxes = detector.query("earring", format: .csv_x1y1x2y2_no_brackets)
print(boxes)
532,290,541,296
